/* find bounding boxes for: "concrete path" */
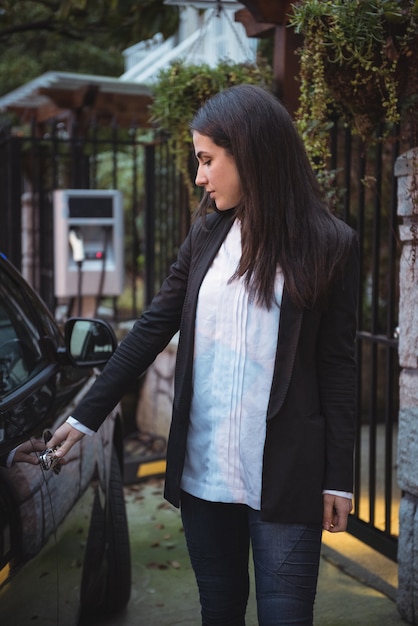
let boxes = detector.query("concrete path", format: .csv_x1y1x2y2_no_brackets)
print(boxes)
95,478,405,625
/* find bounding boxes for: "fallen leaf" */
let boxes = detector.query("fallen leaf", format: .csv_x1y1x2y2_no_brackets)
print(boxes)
157,501,171,510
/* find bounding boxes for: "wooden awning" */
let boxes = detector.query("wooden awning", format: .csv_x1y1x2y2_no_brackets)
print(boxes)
236,0,293,33
0,72,153,128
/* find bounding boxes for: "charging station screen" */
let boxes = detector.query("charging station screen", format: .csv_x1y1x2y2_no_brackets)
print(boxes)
68,197,114,218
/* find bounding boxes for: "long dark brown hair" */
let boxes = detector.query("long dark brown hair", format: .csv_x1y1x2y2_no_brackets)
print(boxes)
190,84,353,310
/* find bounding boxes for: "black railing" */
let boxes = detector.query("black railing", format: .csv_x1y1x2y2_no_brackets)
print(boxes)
0,115,404,561
330,121,402,561
0,138,23,269
0,121,190,318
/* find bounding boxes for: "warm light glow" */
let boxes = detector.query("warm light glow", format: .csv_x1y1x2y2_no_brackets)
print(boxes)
0,562,10,587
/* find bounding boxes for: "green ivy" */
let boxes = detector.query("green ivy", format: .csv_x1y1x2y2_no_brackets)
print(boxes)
290,0,418,171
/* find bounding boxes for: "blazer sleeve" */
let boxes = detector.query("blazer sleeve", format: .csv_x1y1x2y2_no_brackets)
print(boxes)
318,232,360,493
70,218,198,432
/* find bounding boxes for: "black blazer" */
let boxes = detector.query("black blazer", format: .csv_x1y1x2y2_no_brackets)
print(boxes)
72,210,359,524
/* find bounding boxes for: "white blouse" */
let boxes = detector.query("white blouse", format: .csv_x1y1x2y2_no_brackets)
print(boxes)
180,219,284,510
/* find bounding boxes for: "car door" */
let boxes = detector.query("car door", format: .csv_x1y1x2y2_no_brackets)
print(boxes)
0,260,96,624
0,261,64,620
0,258,129,625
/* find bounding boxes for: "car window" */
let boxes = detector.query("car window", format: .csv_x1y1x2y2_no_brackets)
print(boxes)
24,286,63,347
0,271,47,396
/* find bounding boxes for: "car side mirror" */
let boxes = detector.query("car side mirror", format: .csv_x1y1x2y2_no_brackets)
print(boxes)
63,318,118,368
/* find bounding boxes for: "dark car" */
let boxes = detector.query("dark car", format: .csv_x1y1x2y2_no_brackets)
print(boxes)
0,253,131,625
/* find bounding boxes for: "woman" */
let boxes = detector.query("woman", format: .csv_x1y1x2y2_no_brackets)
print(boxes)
50,84,359,625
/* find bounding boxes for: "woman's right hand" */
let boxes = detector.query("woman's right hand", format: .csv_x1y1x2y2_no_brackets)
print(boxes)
48,422,85,460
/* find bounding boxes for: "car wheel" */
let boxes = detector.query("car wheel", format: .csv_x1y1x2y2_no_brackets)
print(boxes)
79,446,131,619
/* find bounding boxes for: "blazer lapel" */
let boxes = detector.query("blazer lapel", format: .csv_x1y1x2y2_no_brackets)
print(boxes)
266,288,303,420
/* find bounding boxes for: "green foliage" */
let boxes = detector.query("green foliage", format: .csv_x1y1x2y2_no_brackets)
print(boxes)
289,0,418,170
0,35,124,96
0,0,179,95
149,57,273,203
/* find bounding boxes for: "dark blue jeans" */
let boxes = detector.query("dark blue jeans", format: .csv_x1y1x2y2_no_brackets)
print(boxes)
180,491,322,626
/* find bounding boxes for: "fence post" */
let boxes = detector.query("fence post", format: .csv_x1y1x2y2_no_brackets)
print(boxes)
395,147,418,624
144,144,156,307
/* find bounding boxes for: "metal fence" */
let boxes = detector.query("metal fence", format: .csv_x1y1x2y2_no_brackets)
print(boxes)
330,122,402,561
0,117,404,560
0,121,190,317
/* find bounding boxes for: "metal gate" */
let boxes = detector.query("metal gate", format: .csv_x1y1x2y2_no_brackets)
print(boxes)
0,116,403,561
330,122,402,561
0,121,190,317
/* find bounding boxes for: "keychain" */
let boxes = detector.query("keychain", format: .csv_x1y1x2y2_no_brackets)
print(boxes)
39,429,62,475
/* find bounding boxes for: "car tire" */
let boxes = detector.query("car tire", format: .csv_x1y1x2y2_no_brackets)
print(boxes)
79,446,131,619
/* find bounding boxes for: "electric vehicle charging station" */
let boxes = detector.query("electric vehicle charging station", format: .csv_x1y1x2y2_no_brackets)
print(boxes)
53,189,124,307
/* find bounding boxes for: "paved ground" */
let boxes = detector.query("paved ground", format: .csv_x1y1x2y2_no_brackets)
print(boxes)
91,477,405,626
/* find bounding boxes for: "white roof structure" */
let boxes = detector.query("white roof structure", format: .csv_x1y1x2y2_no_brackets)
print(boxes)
0,1,257,125
120,1,257,84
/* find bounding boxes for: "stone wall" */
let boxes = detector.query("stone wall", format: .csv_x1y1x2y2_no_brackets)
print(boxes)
395,148,418,624
135,334,178,441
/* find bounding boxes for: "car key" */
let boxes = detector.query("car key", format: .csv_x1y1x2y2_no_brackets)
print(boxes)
39,429,62,474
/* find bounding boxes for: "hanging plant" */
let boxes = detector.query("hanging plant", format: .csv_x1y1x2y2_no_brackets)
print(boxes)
149,56,273,204
289,0,418,171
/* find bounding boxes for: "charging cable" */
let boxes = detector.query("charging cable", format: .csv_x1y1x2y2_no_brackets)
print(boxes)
69,229,85,316
69,229,85,264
